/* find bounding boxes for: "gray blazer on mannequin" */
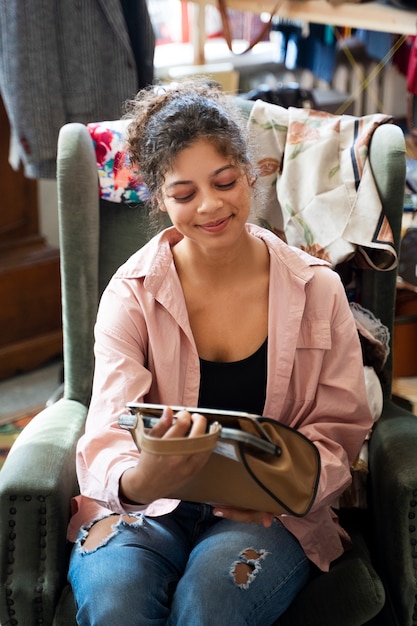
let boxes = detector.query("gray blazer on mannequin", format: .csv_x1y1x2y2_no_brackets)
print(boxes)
0,0,155,179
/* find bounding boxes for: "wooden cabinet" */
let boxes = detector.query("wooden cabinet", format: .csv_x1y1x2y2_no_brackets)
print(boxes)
0,97,62,379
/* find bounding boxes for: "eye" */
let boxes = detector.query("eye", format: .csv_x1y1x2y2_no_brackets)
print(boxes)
216,179,237,190
165,185,196,203
171,190,196,203
214,170,240,190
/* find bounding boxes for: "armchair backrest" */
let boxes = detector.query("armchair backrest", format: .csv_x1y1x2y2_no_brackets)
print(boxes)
360,122,406,392
57,123,153,406
56,102,406,409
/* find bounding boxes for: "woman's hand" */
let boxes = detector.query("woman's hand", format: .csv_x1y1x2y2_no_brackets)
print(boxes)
120,407,211,505
212,506,275,528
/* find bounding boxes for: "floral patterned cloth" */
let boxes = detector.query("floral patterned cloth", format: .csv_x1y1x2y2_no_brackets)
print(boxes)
247,101,397,270
87,120,149,204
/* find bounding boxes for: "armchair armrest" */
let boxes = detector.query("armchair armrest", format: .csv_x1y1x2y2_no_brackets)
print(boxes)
0,399,87,626
369,400,417,625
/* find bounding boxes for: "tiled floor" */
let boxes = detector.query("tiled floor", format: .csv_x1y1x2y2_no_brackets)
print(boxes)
0,358,62,423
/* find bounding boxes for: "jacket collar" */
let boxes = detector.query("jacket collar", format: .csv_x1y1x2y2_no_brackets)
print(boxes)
115,223,329,297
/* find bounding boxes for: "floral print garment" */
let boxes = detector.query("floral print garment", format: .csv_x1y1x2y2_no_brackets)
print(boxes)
247,101,397,270
88,120,149,204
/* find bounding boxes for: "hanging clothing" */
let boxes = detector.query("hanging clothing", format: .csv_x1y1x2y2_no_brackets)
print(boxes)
0,0,155,179
406,36,417,94
355,30,394,64
296,24,337,84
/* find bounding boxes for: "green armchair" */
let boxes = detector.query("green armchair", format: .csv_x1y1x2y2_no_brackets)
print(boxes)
0,99,416,626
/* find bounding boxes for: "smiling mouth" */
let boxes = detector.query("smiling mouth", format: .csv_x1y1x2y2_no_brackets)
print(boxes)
199,216,231,232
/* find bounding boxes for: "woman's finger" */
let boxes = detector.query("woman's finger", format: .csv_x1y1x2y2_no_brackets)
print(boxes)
148,406,174,437
167,410,192,437
189,412,208,436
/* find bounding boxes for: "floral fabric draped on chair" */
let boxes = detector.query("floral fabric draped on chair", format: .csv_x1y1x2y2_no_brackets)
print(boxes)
247,101,397,271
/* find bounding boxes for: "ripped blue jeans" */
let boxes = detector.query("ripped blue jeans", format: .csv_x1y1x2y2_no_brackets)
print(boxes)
68,501,310,626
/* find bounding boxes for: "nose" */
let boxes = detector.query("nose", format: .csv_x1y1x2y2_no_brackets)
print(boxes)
197,188,223,213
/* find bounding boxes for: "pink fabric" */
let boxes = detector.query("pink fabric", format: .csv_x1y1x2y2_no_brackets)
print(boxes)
68,224,373,571
407,36,417,94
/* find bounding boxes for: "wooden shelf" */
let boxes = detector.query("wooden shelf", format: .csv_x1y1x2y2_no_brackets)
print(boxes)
186,0,417,62
189,0,417,34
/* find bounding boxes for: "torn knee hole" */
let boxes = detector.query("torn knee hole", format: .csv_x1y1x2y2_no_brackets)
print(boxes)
81,515,135,551
241,548,261,561
230,547,268,589
232,562,256,586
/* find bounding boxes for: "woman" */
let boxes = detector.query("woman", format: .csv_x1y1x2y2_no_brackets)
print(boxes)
68,81,373,625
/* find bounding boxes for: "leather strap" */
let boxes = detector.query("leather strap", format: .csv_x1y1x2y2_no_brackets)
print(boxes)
132,416,222,455
216,0,282,55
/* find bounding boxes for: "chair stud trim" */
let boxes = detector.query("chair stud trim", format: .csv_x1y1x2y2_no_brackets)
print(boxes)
409,490,417,625
4,494,49,625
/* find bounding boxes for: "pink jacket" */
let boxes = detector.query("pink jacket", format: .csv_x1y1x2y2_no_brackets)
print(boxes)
68,224,373,571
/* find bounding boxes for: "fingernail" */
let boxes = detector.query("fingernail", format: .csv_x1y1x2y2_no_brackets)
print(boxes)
213,510,224,517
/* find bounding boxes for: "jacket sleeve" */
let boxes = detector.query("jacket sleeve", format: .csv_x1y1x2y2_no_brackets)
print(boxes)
288,268,374,512
75,280,153,513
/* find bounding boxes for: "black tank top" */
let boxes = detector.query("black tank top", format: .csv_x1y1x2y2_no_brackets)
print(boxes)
198,339,268,415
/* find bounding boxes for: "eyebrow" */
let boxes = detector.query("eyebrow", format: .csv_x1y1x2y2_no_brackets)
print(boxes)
164,164,237,192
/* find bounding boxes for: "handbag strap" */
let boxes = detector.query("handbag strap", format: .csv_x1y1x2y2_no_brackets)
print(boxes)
133,416,222,455
216,0,282,55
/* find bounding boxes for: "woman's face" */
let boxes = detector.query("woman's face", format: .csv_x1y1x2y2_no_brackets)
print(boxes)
160,139,253,252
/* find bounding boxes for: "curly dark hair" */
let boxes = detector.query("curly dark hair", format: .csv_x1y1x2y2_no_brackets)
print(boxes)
124,80,253,208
